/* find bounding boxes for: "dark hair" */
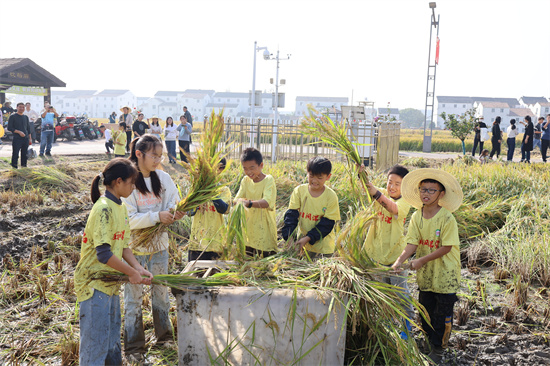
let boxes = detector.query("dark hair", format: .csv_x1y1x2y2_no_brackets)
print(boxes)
16,102,24,107
91,158,138,203
152,119,159,127
525,116,532,123
166,117,174,127
219,157,227,170
99,124,105,129
119,122,127,129
180,115,187,121
494,116,501,125
510,119,516,130
420,178,445,191
306,156,332,175
240,147,263,165
129,134,164,198
538,117,544,121
387,164,409,179
183,106,188,109
481,149,489,155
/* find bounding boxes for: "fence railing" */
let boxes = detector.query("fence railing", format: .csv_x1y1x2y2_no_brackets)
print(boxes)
218,118,400,170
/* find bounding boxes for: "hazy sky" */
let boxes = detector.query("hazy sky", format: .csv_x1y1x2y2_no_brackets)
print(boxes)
3,0,549,112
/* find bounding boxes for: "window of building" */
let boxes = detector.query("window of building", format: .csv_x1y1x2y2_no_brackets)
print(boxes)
463,105,466,108
500,109,504,112
492,108,495,112
104,104,107,108
454,104,457,108
441,104,445,108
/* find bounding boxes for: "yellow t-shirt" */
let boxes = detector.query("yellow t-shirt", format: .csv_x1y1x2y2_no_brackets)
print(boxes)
363,188,411,265
235,175,277,252
405,207,461,294
189,186,231,253
74,197,131,302
288,184,341,254
114,130,126,155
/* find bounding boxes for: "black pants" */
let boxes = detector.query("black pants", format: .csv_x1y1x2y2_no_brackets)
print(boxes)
507,138,516,161
471,138,483,156
418,291,458,348
542,139,550,162
188,250,220,262
11,137,29,168
105,140,114,153
126,131,132,152
178,140,190,162
489,139,501,158
245,246,276,258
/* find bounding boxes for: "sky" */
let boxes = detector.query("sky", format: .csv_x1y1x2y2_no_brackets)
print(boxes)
2,0,549,112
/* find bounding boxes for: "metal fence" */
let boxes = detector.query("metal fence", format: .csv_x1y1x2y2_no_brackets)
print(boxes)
219,117,400,170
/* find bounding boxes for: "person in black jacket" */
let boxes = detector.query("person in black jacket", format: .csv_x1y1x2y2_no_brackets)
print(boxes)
489,116,503,159
7,103,32,169
520,116,534,163
472,117,487,156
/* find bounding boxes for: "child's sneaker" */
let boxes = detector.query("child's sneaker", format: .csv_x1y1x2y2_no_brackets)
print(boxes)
427,345,444,364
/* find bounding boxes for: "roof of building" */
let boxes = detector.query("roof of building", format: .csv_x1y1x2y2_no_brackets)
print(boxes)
509,108,536,117
181,92,210,99
205,103,239,108
63,90,97,98
95,89,131,96
213,92,249,98
520,96,548,105
296,96,348,103
436,96,476,103
537,102,550,107
159,102,177,107
154,91,184,97
184,89,216,96
378,108,399,114
437,96,520,107
478,102,509,108
0,58,66,88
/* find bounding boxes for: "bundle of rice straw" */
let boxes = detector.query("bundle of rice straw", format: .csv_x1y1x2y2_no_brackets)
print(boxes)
300,105,371,205
130,110,230,252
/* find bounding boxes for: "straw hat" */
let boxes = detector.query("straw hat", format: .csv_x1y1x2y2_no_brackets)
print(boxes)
401,168,463,212
120,106,131,113
151,115,159,119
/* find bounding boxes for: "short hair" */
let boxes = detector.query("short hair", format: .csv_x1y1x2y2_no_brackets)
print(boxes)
387,164,408,179
307,156,332,175
16,102,24,107
539,117,544,121
183,106,188,109
547,114,550,117
25,102,30,105
240,147,263,165
99,125,106,129
420,178,445,191
138,113,144,117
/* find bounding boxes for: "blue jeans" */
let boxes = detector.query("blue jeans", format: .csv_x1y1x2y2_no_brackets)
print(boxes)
380,270,415,322
124,250,172,355
79,289,122,365
506,138,515,161
165,140,177,163
40,130,54,155
534,138,542,150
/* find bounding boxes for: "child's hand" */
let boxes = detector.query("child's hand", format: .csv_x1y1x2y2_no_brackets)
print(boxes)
159,211,178,225
173,210,186,221
137,268,153,285
409,258,425,270
235,198,248,206
296,237,310,254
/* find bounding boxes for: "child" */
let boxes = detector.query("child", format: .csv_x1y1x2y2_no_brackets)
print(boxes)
361,164,414,338
234,147,277,257
121,134,185,361
281,156,340,257
149,116,162,139
392,168,463,364
74,158,153,365
113,122,127,158
100,125,114,154
188,158,231,260
479,149,490,164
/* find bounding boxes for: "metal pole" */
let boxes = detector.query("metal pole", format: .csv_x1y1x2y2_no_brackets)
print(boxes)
272,50,280,163
429,14,440,140
251,41,257,147
422,14,434,150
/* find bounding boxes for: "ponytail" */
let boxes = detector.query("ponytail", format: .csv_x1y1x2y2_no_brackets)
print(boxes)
129,134,163,198
90,158,138,203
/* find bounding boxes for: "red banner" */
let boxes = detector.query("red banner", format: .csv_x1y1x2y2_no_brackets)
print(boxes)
435,37,440,65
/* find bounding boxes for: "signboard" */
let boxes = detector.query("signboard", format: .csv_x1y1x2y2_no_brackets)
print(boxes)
0,84,48,96
272,93,285,108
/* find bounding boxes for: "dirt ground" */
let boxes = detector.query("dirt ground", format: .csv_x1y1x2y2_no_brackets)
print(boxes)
0,154,549,365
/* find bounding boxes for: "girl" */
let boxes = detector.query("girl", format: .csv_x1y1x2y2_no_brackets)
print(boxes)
472,117,487,157
520,115,534,163
74,158,153,365
113,122,127,158
506,119,518,162
489,116,502,159
122,134,185,361
149,116,162,139
177,115,192,163
479,149,490,164
163,117,178,163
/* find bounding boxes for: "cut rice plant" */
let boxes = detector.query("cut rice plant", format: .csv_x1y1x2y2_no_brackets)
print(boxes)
220,202,247,261
301,105,371,206
130,110,232,252
7,166,78,191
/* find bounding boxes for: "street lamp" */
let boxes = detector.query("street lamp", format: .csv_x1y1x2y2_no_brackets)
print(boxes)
423,1,440,153
264,49,291,162
250,41,269,147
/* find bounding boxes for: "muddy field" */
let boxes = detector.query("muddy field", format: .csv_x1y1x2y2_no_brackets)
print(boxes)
0,154,549,365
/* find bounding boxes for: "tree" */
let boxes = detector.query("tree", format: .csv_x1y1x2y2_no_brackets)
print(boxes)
440,108,476,155
400,108,425,128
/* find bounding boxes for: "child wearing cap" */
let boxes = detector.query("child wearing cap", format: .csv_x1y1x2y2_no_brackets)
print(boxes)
392,168,463,364
113,122,127,158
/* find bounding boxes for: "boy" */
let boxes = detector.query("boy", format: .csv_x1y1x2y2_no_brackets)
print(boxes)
281,156,340,257
113,122,127,158
361,164,414,338
392,168,463,364
234,147,277,257
188,158,231,261
99,125,114,154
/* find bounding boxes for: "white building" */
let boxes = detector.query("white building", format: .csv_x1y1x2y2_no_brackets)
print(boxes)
59,90,97,116
533,101,550,118
436,96,520,127
137,97,165,119
94,89,136,119
179,90,214,119
158,102,178,120
294,96,348,117
377,108,400,121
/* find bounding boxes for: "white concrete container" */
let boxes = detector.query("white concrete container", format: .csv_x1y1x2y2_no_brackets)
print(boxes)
172,286,346,365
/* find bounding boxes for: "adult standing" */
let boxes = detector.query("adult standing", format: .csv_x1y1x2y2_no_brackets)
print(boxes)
489,116,503,159
40,106,58,157
471,117,487,156
24,102,39,143
132,113,149,139
534,117,544,151
163,117,178,163
1,101,15,115
109,112,117,124
520,116,534,163
7,103,32,169
506,119,519,162
541,114,550,163
176,115,192,163
148,116,162,139
183,106,193,143
119,106,134,152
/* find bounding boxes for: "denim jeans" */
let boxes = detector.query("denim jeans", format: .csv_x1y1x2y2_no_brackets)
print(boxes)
40,130,54,155
534,138,542,150
165,140,177,163
379,270,416,322
124,250,172,355
506,138,515,161
79,289,122,366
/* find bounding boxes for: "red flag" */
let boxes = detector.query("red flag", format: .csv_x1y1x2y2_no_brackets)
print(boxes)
435,37,440,65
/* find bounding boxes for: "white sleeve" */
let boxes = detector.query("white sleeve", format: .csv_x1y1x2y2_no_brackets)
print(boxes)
122,192,161,230
159,171,181,211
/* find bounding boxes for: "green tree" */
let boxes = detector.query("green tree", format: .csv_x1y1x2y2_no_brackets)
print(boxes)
400,108,425,128
440,108,476,155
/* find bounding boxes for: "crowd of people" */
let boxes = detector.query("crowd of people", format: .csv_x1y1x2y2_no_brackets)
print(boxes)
472,114,550,164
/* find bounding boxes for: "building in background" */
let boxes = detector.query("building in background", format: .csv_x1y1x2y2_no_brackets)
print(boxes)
94,89,136,118
294,96,348,117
